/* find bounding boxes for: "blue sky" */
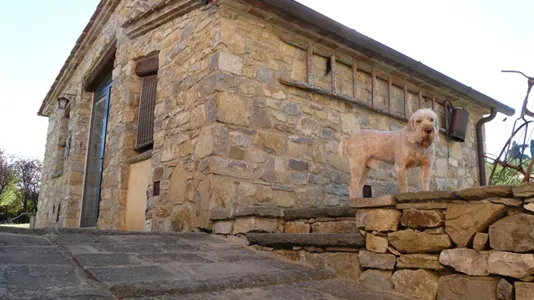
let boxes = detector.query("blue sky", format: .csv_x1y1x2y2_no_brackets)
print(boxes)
0,0,99,159
0,0,533,161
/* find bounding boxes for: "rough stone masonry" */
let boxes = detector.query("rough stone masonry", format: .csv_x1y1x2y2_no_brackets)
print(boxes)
36,0,504,233
220,183,534,300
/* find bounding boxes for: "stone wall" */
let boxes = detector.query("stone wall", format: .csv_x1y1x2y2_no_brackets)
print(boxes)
36,0,222,230
222,183,534,300
38,0,493,232
181,1,489,222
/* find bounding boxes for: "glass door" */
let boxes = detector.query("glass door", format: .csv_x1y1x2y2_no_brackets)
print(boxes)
80,80,112,227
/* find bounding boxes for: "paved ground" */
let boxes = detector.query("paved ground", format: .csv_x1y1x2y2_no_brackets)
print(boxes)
0,227,412,299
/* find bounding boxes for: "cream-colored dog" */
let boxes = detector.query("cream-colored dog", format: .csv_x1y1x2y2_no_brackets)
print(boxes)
338,108,439,198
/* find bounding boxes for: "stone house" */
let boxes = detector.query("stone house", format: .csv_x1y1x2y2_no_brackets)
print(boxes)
35,0,513,231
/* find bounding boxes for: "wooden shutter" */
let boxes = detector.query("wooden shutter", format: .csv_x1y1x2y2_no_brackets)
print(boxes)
135,74,157,151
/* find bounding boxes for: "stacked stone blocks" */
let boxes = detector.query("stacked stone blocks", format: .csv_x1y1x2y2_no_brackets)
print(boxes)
216,183,534,300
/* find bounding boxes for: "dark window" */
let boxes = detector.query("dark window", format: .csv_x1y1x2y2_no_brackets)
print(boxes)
153,181,160,196
135,75,157,151
56,204,61,223
134,54,159,153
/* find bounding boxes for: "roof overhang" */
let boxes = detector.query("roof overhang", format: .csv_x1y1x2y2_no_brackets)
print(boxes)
38,0,515,117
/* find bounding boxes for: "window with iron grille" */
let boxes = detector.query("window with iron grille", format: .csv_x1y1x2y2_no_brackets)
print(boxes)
134,55,159,152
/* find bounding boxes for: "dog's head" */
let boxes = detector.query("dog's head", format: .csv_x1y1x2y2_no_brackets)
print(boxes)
405,108,439,148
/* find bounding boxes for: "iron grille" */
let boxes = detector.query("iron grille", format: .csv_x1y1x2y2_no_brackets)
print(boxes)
135,74,157,151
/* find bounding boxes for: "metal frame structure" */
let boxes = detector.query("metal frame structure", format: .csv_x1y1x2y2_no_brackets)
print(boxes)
488,70,534,184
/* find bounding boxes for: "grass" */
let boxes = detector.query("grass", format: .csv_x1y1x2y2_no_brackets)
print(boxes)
0,223,29,228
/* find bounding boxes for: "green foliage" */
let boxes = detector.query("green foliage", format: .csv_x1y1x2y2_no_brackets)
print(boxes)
488,158,532,186
0,149,42,222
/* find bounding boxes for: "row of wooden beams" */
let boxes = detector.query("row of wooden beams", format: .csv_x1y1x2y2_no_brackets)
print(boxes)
304,44,444,119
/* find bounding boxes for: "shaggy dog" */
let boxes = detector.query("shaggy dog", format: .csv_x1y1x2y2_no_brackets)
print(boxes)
338,108,439,198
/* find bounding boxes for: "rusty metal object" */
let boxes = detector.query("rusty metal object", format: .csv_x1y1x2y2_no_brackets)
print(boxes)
448,107,470,142
487,70,534,185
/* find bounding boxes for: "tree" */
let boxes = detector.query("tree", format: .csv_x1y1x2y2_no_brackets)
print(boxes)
0,149,16,199
15,158,42,213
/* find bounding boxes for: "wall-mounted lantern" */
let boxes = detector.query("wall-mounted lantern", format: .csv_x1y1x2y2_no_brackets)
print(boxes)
57,93,76,110
58,96,69,110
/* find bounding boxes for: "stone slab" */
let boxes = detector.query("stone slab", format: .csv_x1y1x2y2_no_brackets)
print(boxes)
350,195,397,208
388,230,451,253
173,278,413,300
400,209,443,229
359,249,396,270
473,232,489,251
488,197,523,207
359,270,394,291
396,202,450,210
2,229,414,299
515,281,534,300
396,254,443,270
445,203,506,247
456,185,514,200
233,206,284,218
311,220,357,233
283,207,356,220
437,274,499,300
513,183,534,198
246,233,365,248
394,191,456,202
391,269,438,300
489,213,534,252
439,248,489,276
0,246,71,265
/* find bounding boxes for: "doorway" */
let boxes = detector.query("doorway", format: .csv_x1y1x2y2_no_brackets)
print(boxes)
80,78,112,227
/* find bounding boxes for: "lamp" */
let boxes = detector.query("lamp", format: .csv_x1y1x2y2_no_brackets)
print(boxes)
57,96,69,110
57,93,76,110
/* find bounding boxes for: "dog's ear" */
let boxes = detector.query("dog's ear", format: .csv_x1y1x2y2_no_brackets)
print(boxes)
405,113,418,144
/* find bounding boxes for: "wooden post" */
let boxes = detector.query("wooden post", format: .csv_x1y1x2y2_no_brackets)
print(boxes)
371,68,376,108
307,46,313,86
418,90,423,109
403,85,409,117
387,77,392,113
331,55,337,94
352,60,358,101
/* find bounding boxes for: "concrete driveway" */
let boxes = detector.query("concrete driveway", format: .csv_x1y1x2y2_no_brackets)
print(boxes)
0,227,412,299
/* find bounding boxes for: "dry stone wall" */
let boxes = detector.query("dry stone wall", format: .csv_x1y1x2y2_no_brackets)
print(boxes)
215,183,534,300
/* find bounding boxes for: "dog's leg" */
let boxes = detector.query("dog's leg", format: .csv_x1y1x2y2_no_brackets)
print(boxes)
349,164,365,198
421,162,432,191
395,165,408,193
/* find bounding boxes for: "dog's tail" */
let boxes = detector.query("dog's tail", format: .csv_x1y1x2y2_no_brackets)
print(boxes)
338,139,345,158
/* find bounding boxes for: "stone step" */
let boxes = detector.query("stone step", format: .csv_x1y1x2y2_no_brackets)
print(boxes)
246,232,365,248
211,206,356,221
